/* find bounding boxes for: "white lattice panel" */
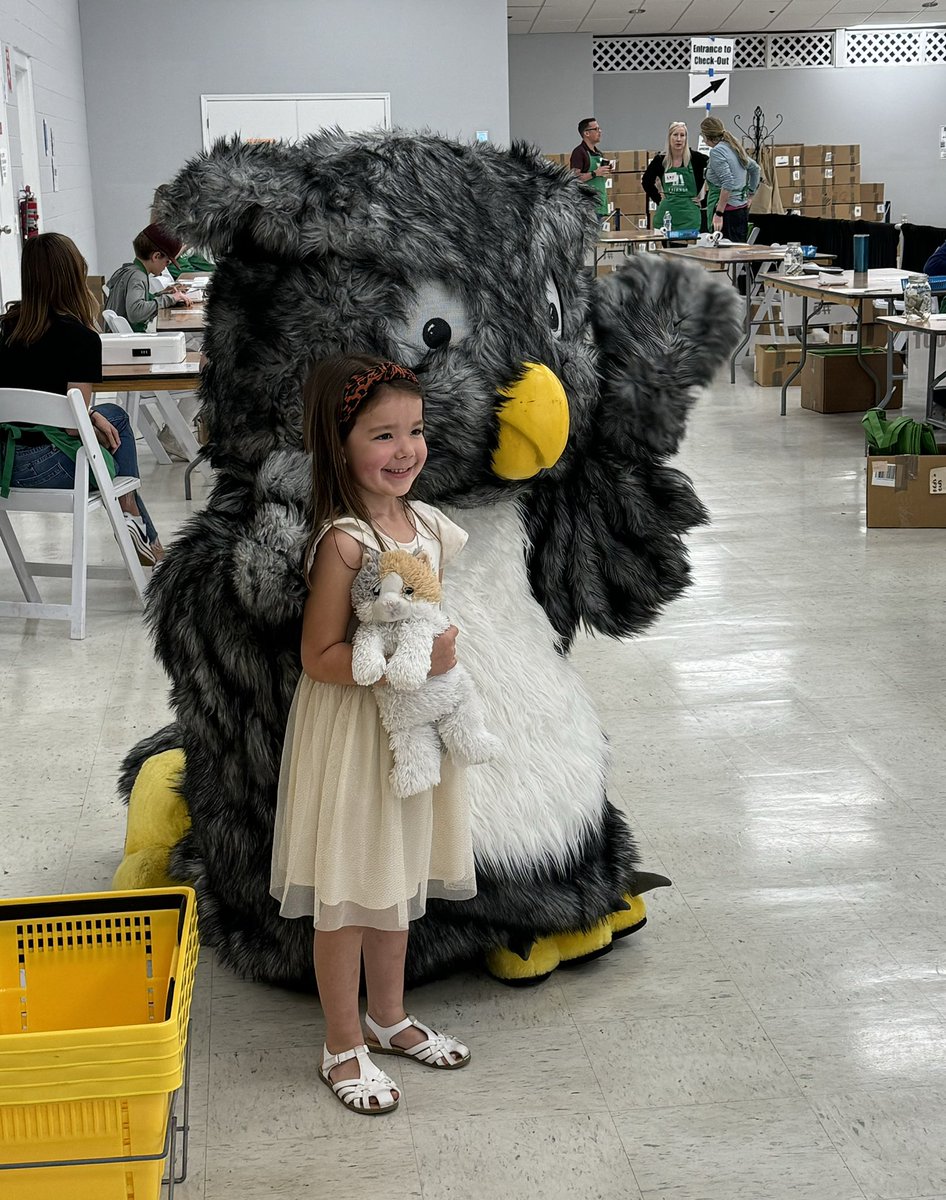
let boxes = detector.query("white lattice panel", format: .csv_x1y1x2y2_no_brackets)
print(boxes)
845,28,921,65
734,35,766,69
593,36,690,72
769,32,834,68
921,28,946,64
593,32,827,72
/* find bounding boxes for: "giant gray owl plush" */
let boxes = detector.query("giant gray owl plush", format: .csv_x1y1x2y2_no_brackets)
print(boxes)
118,130,741,987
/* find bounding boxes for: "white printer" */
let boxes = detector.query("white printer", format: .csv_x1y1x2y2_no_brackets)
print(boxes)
100,332,186,365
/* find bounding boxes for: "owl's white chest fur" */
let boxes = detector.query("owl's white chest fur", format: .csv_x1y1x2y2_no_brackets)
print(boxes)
442,502,610,875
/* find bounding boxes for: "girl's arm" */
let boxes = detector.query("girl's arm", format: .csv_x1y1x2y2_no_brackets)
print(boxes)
300,529,361,684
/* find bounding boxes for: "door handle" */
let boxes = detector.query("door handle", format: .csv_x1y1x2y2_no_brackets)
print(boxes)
0,225,12,234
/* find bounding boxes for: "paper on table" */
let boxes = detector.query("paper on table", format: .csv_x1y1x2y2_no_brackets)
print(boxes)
150,361,201,374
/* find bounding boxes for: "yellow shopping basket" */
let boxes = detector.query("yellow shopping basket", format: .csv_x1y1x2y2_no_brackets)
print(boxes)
0,887,199,1200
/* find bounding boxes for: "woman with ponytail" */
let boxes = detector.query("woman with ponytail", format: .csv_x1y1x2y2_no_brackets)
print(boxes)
700,115,761,243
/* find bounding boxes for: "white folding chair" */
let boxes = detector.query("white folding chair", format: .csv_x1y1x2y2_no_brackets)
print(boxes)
0,387,148,639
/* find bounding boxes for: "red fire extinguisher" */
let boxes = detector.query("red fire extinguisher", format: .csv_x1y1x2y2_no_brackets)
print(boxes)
18,185,39,240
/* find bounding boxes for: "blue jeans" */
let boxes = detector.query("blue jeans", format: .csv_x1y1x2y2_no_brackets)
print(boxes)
9,403,158,543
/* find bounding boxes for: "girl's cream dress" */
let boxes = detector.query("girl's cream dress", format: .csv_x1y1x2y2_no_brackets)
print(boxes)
270,501,476,931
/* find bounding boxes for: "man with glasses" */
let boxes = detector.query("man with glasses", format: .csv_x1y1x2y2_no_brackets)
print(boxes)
569,119,612,223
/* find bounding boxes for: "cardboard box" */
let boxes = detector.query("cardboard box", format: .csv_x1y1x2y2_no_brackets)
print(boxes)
754,342,802,387
785,184,827,207
801,145,824,167
830,183,857,205
830,202,863,220
613,150,650,172
828,322,887,348
866,455,946,528
824,163,860,186
773,143,803,168
823,144,860,165
858,183,884,204
800,346,903,413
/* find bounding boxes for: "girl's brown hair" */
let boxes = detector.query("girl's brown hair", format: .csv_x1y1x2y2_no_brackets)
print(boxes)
700,115,750,168
301,353,426,573
1,232,99,346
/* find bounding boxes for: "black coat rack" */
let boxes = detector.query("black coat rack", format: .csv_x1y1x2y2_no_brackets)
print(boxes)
733,106,783,160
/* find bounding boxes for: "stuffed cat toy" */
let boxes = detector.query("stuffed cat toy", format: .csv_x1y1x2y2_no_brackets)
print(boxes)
351,546,499,798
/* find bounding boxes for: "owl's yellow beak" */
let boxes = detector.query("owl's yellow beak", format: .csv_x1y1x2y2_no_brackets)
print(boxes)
492,362,570,481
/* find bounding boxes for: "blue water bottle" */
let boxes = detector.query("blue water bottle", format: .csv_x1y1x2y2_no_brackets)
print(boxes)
852,233,869,275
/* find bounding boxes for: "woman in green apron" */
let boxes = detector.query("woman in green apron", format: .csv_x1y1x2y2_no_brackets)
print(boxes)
642,121,708,233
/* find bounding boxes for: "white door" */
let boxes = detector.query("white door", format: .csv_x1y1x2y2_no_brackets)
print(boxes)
0,112,18,304
201,93,390,151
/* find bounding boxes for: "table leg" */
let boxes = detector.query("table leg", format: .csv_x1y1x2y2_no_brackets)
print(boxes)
879,327,895,410
730,263,752,384
779,294,810,417
927,330,940,424
854,297,882,405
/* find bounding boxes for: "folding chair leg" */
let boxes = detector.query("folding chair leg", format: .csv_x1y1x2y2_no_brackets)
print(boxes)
70,490,89,640
153,392,202,463
98,490,148,608
134,392,172,465
0,510,43,603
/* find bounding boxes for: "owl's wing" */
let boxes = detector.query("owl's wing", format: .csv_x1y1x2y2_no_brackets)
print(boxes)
523,254,742,649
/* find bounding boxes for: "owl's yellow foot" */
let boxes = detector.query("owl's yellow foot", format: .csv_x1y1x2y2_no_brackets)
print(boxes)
486,936,561,986
112,749,189,891
555,918,614,968
610,892,648,939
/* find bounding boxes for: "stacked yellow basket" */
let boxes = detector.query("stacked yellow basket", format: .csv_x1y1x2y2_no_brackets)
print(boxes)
0,887,199,1200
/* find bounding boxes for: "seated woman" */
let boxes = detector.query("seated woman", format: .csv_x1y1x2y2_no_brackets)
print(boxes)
0,232,163,564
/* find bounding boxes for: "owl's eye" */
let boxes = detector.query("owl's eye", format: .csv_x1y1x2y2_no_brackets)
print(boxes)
545,277,563,339
372,584,381,596
403,586,415,596
423,318,451,349
391,280,471,361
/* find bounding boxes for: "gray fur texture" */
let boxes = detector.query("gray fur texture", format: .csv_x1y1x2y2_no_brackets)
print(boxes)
121,130,741,988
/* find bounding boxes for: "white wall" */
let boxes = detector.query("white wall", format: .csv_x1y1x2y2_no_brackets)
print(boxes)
593,64,946,227
78,0,511,274
0,0,98,268
508,33,593,153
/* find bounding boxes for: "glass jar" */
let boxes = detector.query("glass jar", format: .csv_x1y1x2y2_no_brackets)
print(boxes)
782,242,804,276
903,275,933,320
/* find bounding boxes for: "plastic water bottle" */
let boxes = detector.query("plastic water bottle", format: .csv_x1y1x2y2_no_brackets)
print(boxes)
662,211,673,237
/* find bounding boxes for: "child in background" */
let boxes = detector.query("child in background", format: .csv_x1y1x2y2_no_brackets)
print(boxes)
271,354,475,1116
105,223,192,333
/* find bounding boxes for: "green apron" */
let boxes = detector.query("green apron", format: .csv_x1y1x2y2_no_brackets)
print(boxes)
655,160,701,232
588,152,609,218
0,422,116,499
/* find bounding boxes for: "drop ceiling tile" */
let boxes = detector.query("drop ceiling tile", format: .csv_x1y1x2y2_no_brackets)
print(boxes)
580,17,636,31
507,20,537,33
532,16,586,29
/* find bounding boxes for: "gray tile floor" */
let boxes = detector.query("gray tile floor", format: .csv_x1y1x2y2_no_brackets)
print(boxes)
2,361,945,1200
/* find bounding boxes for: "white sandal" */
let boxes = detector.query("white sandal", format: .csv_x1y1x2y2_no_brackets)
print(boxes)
318,1044,400,1115
365,1013,471,1070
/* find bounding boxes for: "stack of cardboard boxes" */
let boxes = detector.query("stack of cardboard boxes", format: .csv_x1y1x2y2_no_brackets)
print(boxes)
773,144,886,222
545,150,655,229
549,142,887,225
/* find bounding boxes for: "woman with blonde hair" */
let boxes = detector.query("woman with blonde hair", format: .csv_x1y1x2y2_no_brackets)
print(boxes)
0,232,162,563
641,121,708,233
700,115,761,243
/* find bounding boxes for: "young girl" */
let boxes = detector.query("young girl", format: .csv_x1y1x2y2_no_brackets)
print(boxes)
271,353,476,1116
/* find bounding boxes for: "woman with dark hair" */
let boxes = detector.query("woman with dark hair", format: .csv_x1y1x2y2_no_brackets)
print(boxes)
0,232,162,563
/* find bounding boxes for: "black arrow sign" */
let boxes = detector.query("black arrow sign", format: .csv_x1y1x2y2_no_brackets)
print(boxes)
691,77,726,103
